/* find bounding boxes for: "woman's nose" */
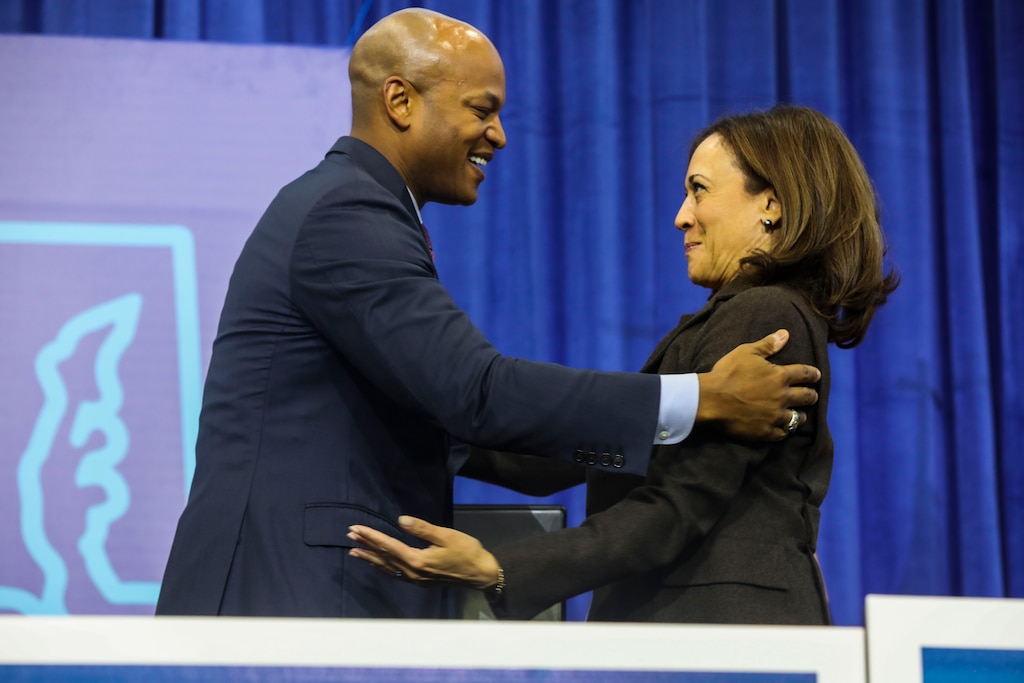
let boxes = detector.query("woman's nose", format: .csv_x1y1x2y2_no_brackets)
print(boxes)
674,197,694,232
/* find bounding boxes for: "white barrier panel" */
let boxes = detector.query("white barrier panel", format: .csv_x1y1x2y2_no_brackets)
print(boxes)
0,616,865,682
865,594,1024,682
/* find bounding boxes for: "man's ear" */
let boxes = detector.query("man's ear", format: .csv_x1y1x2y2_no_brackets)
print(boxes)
383,77,415,131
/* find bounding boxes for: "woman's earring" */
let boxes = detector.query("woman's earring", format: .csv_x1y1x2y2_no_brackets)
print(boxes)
762,219,773,229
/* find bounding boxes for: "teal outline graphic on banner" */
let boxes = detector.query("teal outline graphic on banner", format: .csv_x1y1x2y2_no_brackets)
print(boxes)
0,222,202,614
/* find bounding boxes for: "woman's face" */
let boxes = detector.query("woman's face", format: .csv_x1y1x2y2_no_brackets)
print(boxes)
675,134,779,291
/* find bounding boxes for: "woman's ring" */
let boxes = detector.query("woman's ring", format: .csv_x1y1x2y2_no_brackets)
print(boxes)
786,409,800,434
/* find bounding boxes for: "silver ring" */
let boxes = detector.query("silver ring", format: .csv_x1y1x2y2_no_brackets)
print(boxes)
785,409,800,434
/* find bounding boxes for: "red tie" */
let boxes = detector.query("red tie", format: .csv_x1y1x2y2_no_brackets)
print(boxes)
420,222,434,262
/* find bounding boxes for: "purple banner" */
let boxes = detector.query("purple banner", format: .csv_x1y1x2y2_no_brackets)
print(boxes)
0,35,350,614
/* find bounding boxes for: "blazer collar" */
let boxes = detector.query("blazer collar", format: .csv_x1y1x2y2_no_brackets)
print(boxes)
326,137,421,225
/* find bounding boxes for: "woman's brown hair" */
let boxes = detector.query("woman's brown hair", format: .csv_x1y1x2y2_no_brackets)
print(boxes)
691,104,900,348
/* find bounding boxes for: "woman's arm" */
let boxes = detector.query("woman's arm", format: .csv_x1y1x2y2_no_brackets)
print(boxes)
349,286,823,618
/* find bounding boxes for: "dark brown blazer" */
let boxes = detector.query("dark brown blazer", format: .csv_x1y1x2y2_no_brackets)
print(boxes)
489,277,834,624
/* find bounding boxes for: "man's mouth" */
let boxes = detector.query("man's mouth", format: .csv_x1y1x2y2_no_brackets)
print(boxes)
469,155,489,169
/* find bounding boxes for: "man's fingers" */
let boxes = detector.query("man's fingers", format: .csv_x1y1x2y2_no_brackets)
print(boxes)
746,329,791,358
780,362,822,385
781,409,807,430
766,409,809,441
785,385,819,408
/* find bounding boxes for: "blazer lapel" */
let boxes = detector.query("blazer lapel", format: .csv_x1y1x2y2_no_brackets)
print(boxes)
641,313,696,373
639,278,757,373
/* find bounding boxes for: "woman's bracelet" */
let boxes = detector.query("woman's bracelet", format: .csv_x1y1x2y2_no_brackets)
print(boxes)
488,565,505,598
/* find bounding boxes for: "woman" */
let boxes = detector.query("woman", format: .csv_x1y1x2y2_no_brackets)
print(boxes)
348,104,899,624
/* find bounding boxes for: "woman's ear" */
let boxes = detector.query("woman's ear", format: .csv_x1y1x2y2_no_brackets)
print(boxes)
763,193,782,229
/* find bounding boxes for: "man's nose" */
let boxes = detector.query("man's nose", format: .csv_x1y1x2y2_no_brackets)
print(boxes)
488,116,507,149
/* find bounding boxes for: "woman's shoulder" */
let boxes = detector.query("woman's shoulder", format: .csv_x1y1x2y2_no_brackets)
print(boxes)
698,283,824,367
708,282,822,344
720,282,808,316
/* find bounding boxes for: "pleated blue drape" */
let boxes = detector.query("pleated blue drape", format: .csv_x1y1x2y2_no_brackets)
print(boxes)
3,0,1020,626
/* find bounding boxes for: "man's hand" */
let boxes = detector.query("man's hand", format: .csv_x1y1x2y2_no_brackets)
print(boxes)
696,329,820,441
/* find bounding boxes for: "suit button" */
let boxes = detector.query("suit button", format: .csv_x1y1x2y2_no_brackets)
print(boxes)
573,449,585,463
600,453,611,466
612,454,625,468
587,451,597,465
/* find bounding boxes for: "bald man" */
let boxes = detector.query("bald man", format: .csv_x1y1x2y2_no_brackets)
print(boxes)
156,9,818,618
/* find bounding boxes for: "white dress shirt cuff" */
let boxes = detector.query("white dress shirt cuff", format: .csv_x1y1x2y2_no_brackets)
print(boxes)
655,373,699,444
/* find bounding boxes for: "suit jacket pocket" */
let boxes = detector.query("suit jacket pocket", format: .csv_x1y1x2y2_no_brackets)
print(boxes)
303,503,425,549
660,539,791,591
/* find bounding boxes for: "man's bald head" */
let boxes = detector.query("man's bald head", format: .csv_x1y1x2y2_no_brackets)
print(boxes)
345,8,507,207
348,9,500,130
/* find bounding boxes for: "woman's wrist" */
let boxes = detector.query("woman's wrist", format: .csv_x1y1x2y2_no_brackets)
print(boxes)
475,551,503,593
488,565,505,598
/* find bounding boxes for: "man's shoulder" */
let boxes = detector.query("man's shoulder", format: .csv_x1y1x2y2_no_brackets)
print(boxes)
270,151,397,217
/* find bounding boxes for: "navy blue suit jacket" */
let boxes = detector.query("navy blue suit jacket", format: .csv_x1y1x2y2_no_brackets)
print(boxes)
156,137,662,618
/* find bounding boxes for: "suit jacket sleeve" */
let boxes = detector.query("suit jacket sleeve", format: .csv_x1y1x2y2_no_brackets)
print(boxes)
288,175,660,474
458,447,586,496
489,286,820,619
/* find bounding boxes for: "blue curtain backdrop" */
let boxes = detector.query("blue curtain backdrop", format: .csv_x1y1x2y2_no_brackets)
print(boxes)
3,0,1020,626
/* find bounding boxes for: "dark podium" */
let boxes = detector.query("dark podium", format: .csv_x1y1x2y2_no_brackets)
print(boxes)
452,504,567,621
